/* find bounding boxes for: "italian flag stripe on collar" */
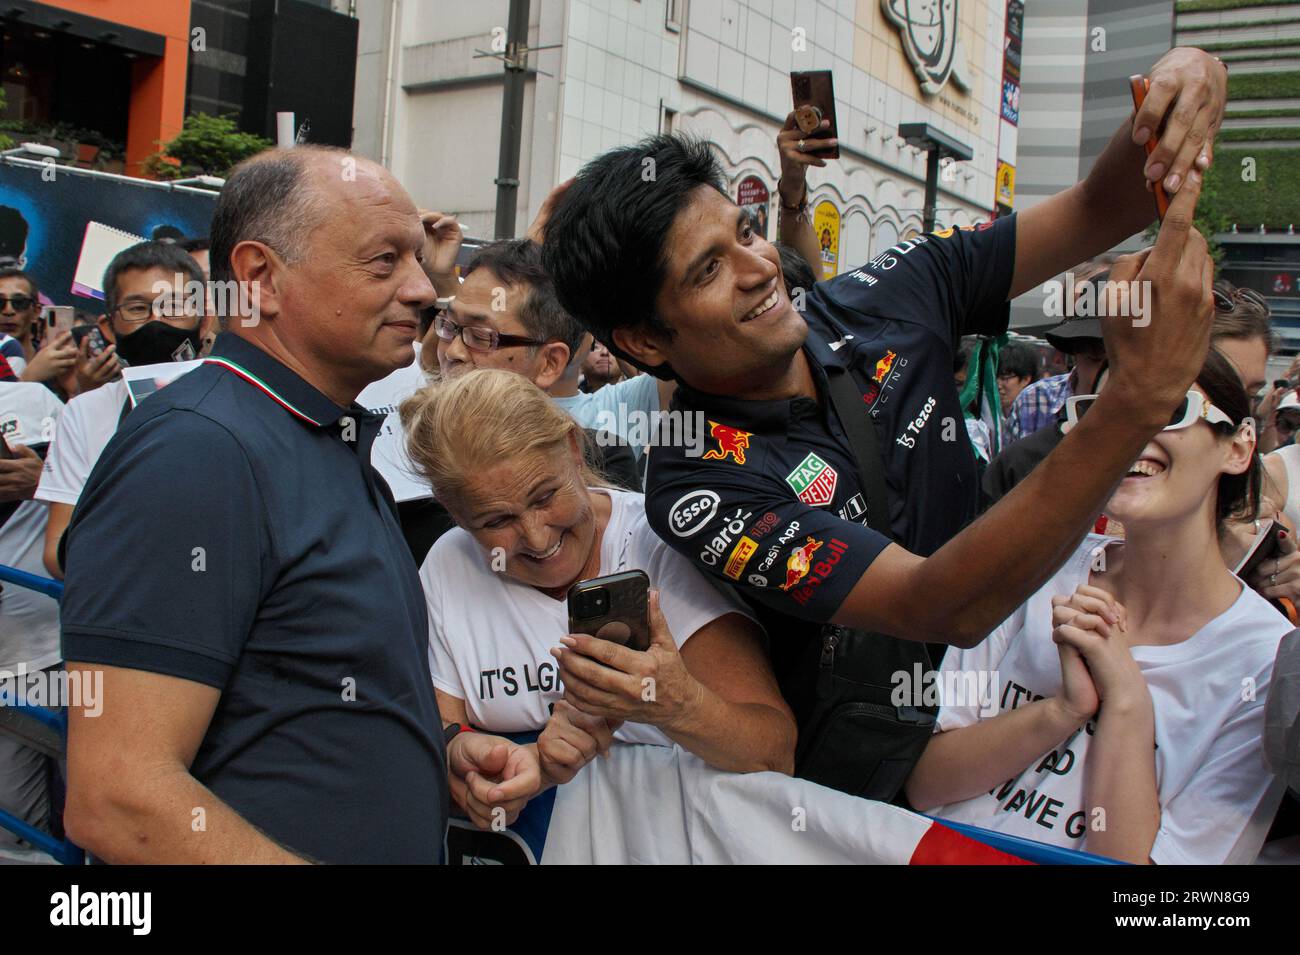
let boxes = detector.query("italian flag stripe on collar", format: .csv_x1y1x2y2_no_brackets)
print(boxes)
202,356,325,427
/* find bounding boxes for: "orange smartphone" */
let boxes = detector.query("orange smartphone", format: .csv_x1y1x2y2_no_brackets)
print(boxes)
1129,75,1170,221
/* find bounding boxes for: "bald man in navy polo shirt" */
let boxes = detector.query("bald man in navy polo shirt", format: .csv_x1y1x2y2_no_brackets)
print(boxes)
59,147,540,863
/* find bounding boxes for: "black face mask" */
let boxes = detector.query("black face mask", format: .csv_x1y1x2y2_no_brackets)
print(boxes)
113,320,202,367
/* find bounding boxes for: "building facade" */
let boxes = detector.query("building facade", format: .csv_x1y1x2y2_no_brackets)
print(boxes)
1008,0,1175,330
353,0,1015,270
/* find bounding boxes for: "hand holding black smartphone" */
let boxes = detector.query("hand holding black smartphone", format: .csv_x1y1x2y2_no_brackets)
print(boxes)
567,570,651,652
791,70,839,160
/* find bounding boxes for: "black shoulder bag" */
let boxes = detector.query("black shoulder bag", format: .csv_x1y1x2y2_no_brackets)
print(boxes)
789,368,936,801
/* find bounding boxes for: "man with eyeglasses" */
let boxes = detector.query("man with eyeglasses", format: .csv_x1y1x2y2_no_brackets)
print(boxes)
426,231,675,465
427,238,644,483
35,241,207,579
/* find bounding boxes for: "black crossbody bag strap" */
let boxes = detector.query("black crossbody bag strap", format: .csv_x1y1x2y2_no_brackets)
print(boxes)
824,368,891,536
790,366,936,801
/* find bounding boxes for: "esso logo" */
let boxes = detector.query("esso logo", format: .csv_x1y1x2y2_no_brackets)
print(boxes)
669,490,720,538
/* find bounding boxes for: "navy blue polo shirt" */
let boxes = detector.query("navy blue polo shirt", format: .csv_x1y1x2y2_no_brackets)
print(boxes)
645,216,1016,628
60,333,447,864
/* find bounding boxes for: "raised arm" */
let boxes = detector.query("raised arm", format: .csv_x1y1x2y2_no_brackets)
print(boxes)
1009,47,1226,299
775,111,831,276
839,174,1215,647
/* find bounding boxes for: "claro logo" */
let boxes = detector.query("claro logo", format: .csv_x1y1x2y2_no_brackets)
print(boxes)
668,490,721,538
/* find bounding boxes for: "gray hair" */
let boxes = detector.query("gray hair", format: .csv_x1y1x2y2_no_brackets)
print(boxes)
209,146,351,288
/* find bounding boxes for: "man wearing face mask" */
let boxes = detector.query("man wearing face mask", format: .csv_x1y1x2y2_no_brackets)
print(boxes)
36,241,206,578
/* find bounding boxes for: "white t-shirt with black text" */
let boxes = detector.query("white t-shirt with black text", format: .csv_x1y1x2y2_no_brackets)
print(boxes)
421,487,757,744
931,535,1290,864
0,381,65,671
35,378,128,507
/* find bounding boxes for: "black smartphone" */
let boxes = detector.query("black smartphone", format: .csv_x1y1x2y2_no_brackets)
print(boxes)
567,570,651,652
1275,380,1291,391
791,70,839,159
71,324,109,357
1238,519,1286,582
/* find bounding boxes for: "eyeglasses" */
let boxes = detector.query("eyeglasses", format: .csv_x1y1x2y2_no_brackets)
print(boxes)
111,300,201,326
434,313,543,352
0,296,34,311
1213,286,1268,314
1066,389,1237,432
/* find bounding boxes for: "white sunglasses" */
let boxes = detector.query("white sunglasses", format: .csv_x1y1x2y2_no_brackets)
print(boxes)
1065,389,1238,432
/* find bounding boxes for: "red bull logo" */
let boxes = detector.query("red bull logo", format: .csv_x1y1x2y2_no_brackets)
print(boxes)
780,536,824,592
863,350,901,406
872,350,897,383
702,421,752,465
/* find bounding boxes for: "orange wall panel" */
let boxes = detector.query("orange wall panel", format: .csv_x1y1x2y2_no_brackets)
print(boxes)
40,0,191,177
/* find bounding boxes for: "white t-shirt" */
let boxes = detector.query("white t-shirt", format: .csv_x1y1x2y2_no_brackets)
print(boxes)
1268,443,1300,534
931,534,1290,865
552,374,658,460
356,346,432,503
421,487,757,744
0,382,66,672
35,378,128,507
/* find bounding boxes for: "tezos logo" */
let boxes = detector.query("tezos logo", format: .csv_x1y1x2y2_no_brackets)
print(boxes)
669,490,720,538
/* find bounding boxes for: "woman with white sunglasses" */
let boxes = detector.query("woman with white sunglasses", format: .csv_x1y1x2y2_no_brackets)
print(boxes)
906,348,1291,864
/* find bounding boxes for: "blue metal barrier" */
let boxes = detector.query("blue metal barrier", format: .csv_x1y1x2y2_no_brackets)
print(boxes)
0,563,63,600
0,563,82,864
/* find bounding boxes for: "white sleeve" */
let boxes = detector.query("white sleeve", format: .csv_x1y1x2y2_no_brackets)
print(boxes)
934,614,1018,733
420,549,466,700
600,375,660,456
1149,698,1275,865
642,529,759,650
35,393,94,505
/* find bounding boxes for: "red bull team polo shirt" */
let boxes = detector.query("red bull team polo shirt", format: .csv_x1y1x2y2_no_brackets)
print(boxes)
645,215,1016,635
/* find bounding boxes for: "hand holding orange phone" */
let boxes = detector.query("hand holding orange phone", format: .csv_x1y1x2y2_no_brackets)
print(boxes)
1129,75,1171,221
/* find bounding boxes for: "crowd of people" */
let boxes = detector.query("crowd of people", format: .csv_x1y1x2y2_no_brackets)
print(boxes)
0,44,1297,865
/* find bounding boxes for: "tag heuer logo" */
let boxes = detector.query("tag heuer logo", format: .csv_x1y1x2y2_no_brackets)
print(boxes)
785,453,838,507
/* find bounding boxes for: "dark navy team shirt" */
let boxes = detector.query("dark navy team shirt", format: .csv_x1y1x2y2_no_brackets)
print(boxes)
645,216,1017,629
60,333,448,863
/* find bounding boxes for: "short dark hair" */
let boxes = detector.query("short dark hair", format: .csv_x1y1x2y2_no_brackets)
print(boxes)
103,241,205,316
542,134,728,380
0,206,28,260
998,342,1038,381
1200,346,1261,527
209,146,344,286
181,236,211,255
464,239,585,363
0,266,37,301
776,242,816,302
